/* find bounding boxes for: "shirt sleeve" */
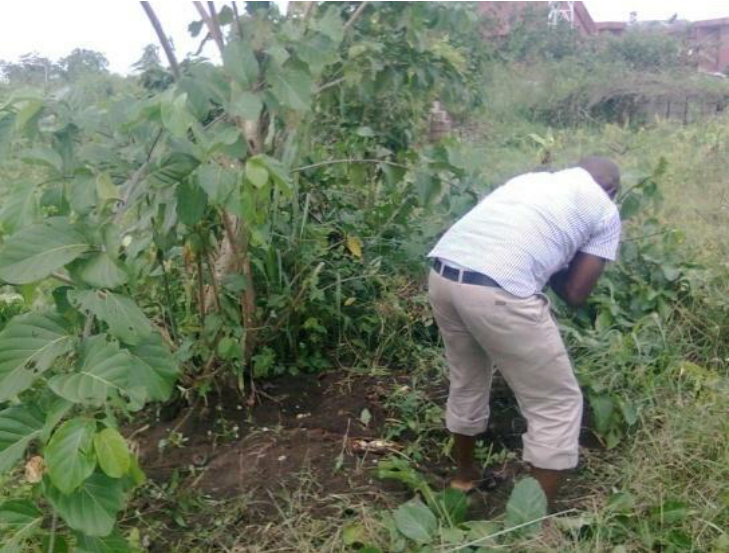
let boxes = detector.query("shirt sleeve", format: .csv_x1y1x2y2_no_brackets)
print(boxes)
579,206,621,261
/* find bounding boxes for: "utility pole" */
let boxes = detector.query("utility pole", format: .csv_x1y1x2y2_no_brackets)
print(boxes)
548,1,576,28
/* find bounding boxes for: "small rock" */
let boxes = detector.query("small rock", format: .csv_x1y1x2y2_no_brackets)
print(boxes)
25,456,44,483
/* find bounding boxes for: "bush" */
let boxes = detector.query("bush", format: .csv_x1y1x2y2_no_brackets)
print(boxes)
600,29,687,71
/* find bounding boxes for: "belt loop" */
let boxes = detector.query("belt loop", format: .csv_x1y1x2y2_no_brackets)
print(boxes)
458,269,464,283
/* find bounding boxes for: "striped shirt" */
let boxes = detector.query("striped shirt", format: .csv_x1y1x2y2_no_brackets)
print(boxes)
427,167,621,298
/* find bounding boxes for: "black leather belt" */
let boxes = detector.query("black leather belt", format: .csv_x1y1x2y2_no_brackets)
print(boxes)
432,259,501,288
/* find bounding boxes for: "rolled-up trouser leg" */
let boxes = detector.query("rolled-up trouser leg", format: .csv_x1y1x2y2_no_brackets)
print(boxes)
500,346,582,470
428,270,494,436
442,328,494,436
452,287,583,471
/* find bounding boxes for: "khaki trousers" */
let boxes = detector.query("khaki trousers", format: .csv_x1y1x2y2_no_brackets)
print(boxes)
428,269,582,470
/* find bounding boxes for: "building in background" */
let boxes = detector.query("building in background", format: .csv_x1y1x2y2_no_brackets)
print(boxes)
478,1,729,74
478,2,595,37
690,18,729,73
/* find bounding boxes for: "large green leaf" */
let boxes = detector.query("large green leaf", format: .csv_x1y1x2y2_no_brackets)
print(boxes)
21,147,63,173
96,173,120,207
75,530,131,553
392,498,437,544
0,500,43,550
40,184,71,216
68,290,152,346
196,163,238,206
313,5,345,44
252,154,292,193
147,153,200,188
49,335,133,406
223,40,259,88
229,91,263,121
78,253,129,289
125,333,178,402
0,313,74,402
68,172,98,216
179,74,213,120
590,394,617,436
0,218,90,284
93,428,130,479
45,418,97,494
267,66,313,112
45,472,124,537
204,125,242,156
0,405,45,474
620,194,643,220
161,93,196,138
297,34,339,76
14,98,43,133
176,179,208,226
40,395,73,443
0,183,39,234
505,477,548,535
245,158,269,188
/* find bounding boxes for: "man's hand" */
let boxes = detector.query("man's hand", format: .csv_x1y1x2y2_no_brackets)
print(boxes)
549,251,606,307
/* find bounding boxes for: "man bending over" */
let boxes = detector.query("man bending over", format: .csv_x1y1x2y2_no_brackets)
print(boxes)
427,157,621,505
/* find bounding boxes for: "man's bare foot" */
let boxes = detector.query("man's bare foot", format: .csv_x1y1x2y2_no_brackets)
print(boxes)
451,433,481,492
450,465,481,492
530,466,564,510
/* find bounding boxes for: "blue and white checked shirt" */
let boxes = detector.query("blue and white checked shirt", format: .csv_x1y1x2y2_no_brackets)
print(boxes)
428,168,621,298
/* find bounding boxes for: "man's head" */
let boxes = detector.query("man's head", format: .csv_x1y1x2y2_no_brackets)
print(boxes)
577,156,621,199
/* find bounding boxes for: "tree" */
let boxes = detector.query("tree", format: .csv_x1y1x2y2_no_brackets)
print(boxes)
133,44,163,72
59,48,110,80
0,52,60,86
132,44,173,91
0,3,486,547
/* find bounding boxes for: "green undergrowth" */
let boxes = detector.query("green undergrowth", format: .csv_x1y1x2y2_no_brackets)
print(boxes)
138,114,729,553
315,111,729,551
1,6,728,551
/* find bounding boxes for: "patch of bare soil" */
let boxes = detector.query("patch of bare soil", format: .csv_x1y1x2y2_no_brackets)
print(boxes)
133,369,603,524
135,371,393,517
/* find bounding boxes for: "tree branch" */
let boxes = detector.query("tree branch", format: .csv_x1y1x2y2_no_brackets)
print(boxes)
317,76,345,94
140,2,181,80
205,248,223,313
302,2,317,21
196,252,206,324
82,315,95,339
231,2,244,37
343,1,369,33
193,2,225,55
194,33,213,57
291,158,408,173
207,2,226,50
113,128,164,225
52,272,74,286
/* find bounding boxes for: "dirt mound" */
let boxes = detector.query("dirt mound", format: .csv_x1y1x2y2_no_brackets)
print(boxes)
133,368,601,524
135,372,391,507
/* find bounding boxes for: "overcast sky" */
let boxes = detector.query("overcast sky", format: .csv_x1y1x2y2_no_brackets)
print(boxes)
1,2,728,75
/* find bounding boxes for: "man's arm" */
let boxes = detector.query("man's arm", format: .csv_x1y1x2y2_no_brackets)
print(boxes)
549,251,606,307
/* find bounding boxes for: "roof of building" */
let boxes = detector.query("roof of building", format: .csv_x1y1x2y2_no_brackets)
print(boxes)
595,21,627,31
573,1,597,34
692,17,729,28
479,3,729,36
